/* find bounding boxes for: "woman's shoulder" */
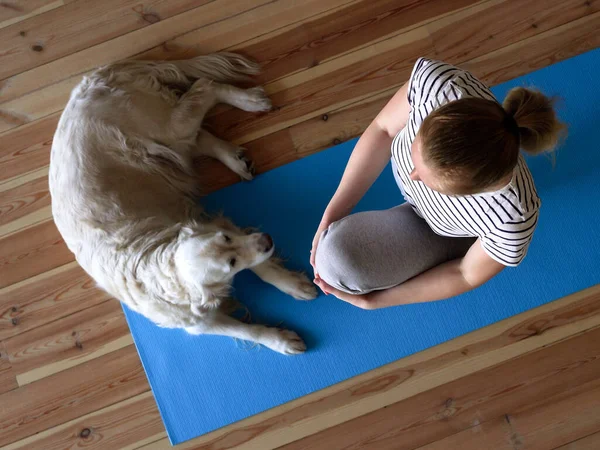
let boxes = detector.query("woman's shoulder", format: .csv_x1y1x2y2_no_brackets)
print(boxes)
408,57,497,107
474,155,541,225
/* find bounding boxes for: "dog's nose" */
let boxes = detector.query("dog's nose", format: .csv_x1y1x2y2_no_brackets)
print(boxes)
258,233,274,253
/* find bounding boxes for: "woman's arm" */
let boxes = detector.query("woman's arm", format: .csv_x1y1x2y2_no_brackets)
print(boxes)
311,83,411,269
314,239,505,309
321,83,411,222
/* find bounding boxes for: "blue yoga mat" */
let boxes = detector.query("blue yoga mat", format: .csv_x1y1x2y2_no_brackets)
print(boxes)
123,49,600,445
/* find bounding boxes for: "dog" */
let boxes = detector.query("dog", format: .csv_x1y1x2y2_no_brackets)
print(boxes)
49,53,317,355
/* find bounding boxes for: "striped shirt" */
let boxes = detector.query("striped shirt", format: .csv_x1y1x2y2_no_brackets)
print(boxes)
391,58,541,266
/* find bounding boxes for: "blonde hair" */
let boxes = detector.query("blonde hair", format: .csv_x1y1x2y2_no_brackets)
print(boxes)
419,88,567,195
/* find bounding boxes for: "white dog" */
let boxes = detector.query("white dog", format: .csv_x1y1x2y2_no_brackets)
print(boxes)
49,53,317,355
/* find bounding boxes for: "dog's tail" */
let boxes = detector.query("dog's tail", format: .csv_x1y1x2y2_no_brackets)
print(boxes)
93,53,260,91
169,52,261,84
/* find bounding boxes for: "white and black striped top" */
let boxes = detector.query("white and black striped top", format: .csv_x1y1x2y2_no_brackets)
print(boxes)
391,58,540,266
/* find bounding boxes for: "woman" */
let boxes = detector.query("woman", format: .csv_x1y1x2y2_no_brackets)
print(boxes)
310,57,565,309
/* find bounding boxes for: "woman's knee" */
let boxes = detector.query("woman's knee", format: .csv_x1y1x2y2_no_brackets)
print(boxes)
314,220,368,294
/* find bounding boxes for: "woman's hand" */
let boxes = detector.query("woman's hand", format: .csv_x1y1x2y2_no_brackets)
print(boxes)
313,276,377,310
310,220,333,276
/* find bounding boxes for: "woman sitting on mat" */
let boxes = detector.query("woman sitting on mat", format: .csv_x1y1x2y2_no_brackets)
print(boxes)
310,57,565,309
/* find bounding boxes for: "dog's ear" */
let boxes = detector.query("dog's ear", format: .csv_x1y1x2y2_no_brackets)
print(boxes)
212,215,242,234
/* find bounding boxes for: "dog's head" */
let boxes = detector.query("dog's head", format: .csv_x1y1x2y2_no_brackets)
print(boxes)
174,228,274,306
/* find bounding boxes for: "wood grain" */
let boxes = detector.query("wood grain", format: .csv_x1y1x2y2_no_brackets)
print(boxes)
4,392,162,450
0,0,63,29
0,0,339,114
210,28,433,143
237,0,481,84
0,113,57,184
0,177,49,227
0,0,212,80
0,220,73,289
427,0,600,64
0,263,111,341
0,114,59,184
463,11,600,87
208,0,599,144
0,345,147,447
0,340,17,395
4,300,128,378
279,326,600,450
554,431,600,450
415,378,600,450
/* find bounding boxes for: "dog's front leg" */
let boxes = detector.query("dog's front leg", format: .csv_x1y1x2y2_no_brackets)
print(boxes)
251,259,317,300
185,311,306,355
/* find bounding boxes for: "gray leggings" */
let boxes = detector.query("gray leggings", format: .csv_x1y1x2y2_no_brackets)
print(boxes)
314,204,475,295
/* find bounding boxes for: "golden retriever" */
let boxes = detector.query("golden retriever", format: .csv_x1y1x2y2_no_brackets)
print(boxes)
49,53,316,355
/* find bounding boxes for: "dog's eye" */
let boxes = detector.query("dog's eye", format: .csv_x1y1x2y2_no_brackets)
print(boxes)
223,235,232,243
229,258,236,267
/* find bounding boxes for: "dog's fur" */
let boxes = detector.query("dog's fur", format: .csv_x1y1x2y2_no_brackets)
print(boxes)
49,53,317,355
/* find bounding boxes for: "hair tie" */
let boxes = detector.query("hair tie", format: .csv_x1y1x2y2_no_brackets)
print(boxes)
503,113,520,137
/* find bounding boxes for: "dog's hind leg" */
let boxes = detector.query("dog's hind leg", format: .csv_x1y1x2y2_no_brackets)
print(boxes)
195,130,254,180
185,311,306,355
251,259,317,301
171,81,272,138
213,84,272,113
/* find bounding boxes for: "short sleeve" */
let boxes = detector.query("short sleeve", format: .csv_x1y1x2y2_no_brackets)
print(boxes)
406,57,463,108
480,211,539,267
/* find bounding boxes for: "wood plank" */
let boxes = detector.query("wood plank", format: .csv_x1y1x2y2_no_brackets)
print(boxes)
0,177,50,227
426,0,600,64
0,0,344,113
291,87,394,157
0,0,475,136
463,11,600,87
0,340,17,395
555,431,600,450
205,0,598,145
0,0,213,80
209,27,434,143
0,0,63,30
3,392,163,450
0,220,73,289
0,345,148,447
158,0,481,84
3,300,128,381
138,285,600,450
0,113,57,184
0,262,111,341
279,325,600,450
415,378,600,450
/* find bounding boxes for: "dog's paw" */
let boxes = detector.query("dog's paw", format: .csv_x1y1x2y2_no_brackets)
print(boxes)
281,272,318,301
264,328,306,355
233,148,255,181
241,87,272,112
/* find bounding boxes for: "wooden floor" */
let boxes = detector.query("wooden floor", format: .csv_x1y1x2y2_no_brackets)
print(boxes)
1,0,599,448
